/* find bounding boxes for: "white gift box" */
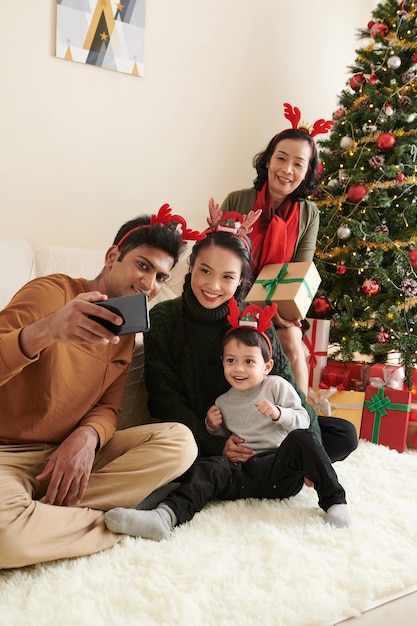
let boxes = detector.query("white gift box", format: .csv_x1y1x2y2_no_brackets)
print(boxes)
303,317,330,388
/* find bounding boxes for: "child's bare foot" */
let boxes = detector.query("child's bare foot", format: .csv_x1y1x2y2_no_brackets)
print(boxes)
304,477,314,488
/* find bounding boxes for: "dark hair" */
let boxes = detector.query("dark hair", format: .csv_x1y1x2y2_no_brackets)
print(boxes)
252,129,318,198
188,231,252,302
222,327,271,363
113,215,186,266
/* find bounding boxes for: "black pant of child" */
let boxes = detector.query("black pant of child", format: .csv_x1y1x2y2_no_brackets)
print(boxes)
163,429,347,525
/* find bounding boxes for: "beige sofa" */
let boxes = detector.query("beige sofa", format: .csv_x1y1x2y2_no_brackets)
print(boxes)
0,237,189,429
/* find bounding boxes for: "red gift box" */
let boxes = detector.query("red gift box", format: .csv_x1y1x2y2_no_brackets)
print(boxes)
360,385,411,452
407,411,417,449
344,361,370,391
368,363,404,390
303,318,330,388
320,361,352,391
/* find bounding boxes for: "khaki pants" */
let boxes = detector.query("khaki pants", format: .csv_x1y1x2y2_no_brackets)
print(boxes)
0,423,197,569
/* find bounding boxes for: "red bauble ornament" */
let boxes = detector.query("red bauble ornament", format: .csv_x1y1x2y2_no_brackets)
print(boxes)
317,162,324,177
370,22,389,39
336,264,347,276
349,74,366,91
334,108,345,120
377,132,396,151
413,53,417,63
347,184,367,203
311,296,331,317
361,278,381,296
396,172,405,182
375,330,389,344
367,20,375,30
369,71,377,85
408,249,417,268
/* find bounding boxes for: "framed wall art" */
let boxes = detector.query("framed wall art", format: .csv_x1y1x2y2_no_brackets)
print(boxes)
56,0,146,77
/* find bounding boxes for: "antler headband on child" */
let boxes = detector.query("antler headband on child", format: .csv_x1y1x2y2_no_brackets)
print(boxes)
116,204,206,247
226,297,277,358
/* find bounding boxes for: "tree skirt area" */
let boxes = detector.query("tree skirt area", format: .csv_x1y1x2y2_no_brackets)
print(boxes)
2,440,417,626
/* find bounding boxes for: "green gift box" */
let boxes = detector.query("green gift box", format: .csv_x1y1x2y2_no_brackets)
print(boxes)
360,385,411,453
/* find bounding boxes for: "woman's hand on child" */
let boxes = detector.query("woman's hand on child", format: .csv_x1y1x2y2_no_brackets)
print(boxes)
206,405,223,430
255,399,281,421
223,435,256,463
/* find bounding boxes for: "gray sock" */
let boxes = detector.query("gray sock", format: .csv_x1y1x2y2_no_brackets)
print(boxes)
325,504,352,528
105,504,177,541
135,482,181,510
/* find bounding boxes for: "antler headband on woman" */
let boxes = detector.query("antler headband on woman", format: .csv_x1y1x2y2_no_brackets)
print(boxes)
206,201,262,250
226,297,277,357
116,204,206,247
281,102,334,138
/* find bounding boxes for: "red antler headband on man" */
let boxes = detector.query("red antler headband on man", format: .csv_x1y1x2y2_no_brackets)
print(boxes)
116,204,206,247
226,297,277,358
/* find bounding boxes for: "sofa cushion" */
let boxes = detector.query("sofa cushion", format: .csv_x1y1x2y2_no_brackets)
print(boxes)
0,238,34,309
35,246,104,280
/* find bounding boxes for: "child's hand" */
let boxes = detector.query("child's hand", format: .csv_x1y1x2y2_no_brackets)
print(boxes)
206,405,223,430
255,399,281,421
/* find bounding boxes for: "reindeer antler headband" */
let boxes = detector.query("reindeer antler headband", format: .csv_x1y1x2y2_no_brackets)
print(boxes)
280,102,334,140
226,298,277,357
206,202,262,251
116,204,206,248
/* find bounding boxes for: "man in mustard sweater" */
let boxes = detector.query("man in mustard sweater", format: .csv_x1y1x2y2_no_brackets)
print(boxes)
0,207,198,569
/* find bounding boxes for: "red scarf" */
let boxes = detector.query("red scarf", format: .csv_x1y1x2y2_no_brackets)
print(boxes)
249,183,300,275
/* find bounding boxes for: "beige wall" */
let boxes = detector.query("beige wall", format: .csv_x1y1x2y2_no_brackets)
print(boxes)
1,1,375,249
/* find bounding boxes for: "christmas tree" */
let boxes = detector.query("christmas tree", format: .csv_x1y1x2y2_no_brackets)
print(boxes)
311,0,417,384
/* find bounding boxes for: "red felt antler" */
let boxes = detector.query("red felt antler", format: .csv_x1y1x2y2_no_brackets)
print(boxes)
283,102,301,129
239,209,263,237
310,119,334,138
256,303,278,332
226,297,241,328
151,204,205,241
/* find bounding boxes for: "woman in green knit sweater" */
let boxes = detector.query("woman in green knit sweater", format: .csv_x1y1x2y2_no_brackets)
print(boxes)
144,230,321,462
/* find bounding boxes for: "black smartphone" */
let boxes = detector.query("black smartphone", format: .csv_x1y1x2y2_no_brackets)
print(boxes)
89,294,150,335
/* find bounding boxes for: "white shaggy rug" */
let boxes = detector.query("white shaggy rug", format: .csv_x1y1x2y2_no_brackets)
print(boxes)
2,440,417,626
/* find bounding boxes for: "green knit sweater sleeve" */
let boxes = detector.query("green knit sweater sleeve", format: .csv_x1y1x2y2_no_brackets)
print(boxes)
144,299,226,456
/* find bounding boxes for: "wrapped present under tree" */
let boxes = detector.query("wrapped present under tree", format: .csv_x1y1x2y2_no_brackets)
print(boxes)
303,318,330,389
360,386,411,453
